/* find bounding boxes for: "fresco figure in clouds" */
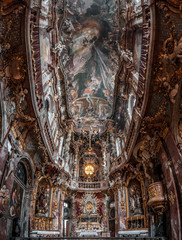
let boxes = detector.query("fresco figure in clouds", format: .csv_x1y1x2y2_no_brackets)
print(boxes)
61,0,121,119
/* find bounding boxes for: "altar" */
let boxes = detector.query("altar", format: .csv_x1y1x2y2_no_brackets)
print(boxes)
76,230,100,236
75,219,103,237
74,193,105,236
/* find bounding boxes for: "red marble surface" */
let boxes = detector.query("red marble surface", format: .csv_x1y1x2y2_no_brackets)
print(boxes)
159,134,182,240
165,131,182,199
0,146,11,240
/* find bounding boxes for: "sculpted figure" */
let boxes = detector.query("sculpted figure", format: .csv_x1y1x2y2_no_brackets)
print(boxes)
121,49,134,67
5,149,16,182
36,186,49,216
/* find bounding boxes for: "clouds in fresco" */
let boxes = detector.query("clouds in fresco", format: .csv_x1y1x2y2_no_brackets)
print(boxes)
60,0,121,120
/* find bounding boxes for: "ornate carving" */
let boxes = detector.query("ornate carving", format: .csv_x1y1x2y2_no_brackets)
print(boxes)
168,191,175,205
0,185,10,214
148,182,167,215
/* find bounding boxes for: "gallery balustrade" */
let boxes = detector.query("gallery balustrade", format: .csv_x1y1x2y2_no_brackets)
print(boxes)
71,181,109,190
11,237,167,240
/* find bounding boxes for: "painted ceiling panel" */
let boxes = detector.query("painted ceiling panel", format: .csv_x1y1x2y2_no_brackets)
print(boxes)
60,0,121,121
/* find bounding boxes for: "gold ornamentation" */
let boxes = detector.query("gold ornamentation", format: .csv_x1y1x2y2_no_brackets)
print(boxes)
148,182,165,204
84,164,94,176
33,216,55,231
54,200,58,211
121,199,125,211
148,182,167,215
169,191,175,205
148,186,161,199
86,201,93,212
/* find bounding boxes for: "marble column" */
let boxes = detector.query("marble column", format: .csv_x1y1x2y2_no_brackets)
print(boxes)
71,194,76,236
59,189,65,236
52,187,61,231
113,175,123,236
103,195,110,232
101,141,107,179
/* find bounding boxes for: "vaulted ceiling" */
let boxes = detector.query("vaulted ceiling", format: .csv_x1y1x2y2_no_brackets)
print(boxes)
26,0,153,162
0,0,181,179
60,1,121,126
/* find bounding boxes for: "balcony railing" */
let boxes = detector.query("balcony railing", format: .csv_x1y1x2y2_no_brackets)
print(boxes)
11,237,167,240
70,181,109,190
78,182,101,189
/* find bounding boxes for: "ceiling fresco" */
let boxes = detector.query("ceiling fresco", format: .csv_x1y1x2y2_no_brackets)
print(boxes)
60,0,121,122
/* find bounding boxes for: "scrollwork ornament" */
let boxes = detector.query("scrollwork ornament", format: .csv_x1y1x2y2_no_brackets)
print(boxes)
168,191,175,205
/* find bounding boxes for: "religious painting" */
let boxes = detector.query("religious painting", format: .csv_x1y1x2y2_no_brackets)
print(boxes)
133,29,142,72
39,0,52,72
127,179,143,218
10,181,23,218
60,0,121,121
35,178,51,217
15,162,27,186
0,185,9,214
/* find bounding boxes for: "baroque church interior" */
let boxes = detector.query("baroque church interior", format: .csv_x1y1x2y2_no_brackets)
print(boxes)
0,0,182,239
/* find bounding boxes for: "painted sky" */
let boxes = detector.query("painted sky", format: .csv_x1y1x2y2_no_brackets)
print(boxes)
60,0,121,120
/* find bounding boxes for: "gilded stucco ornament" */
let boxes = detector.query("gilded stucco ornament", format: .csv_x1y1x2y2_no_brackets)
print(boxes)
168,191,176,205
81,194,97,215
154,2,182,104
0,185,10,216
148,182,167,215
157,1,182,18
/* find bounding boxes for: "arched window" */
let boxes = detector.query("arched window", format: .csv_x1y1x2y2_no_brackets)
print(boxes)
45,99,49,112
116,138,121,157
10,160,33,238
15,162,27,185
128,94,136,120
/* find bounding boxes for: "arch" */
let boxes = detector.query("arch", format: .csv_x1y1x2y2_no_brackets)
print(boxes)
9,158,33,238
15,162,27,185
16,157,34,188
